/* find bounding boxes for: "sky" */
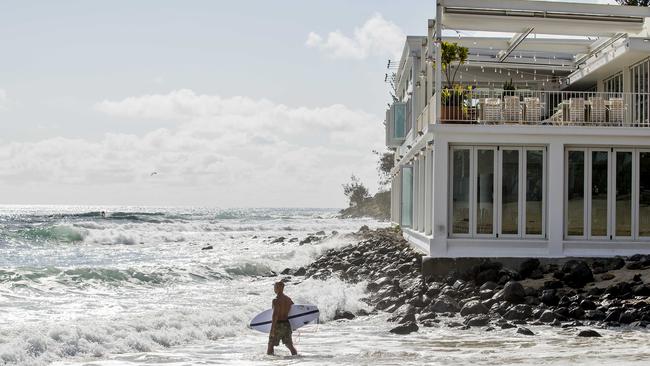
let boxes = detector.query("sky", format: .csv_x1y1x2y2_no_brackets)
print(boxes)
0,0,617,208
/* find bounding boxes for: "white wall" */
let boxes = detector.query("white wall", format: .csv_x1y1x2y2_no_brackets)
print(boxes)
400,124,650,258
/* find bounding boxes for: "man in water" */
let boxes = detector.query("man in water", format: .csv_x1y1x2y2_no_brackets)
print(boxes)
267,281,298,356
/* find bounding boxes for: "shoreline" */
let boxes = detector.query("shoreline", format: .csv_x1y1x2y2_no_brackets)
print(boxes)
286,227,650,337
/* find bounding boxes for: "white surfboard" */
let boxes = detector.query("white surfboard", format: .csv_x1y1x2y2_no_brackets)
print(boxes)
249,304,319,333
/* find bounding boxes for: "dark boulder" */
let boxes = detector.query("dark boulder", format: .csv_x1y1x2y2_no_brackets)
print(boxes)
465,314,490,327
294,267,306,276
475,269,499,285
480,281,498,291
460,300,489,316
389,322,418,335
577,329,602,337
584,309,606,321
561,260,594,288
271,237,286,244
543,280,564,290
333,310,355,321
619,310,637,324
504,304,533,321
519,258,541,279
430,297,460,313
496,281,526,304
517,327,535,336
541,289,559,306
579,299,597,310
539,310,556,323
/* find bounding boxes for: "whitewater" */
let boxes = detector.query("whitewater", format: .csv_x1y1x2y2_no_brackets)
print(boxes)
1,206,650,366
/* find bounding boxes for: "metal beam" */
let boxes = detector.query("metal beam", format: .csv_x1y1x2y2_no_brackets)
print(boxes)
498,27,534,62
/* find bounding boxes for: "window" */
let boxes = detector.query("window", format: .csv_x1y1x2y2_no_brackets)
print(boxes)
604,72,623,94
451,148,471,235
640,152,650,237
631,59,649,126
565,148,650,240
401,166,413,228
449,145,545,239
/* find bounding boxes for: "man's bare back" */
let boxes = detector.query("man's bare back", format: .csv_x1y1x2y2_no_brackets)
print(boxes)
267,282,297,356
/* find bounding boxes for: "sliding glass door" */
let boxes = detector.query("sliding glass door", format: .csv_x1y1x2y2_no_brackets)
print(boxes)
450,145,545,239
401,166,413,228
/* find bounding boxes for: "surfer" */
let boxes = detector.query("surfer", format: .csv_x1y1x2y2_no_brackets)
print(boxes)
267,281,298,356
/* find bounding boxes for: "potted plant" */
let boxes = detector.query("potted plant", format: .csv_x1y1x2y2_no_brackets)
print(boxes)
436,42,469,122
502,78,516,96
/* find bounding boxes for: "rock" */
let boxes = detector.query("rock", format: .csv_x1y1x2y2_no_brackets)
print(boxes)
398,313,417,324
333,310,355,321
315,230,326,236
294,267,306,276
543,280,564,290
460,300,489,316
541,289,559,306
502,281,526,304
633,284,650,296
577,329,602,337
480,281,498,291
280,268,292,275
389,322,418,335
579,299,597,310
417,311,437,322
539,310,556,323
607,257,626,270
619,310,637,324
430,297,460,313
517,327,535,336
500,322,516,329
604,309,622,323
465,314,490,327
271,237,286,244
519,258,541,279
476,269,499,285
504,304,533,321
633,274,643,282
529,268,544,279
600,273,615,281
288,238,298,243
561,260,594,288
584,310,606,321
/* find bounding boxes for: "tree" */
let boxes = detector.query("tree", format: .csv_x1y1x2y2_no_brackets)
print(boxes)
342,175,370,207
373,150,395,187
439,42,469,89
616,0,650,5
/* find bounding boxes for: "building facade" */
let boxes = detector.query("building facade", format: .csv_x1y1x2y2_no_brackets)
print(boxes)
387,0,650,258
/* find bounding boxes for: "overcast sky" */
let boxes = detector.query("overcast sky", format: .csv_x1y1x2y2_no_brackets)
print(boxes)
0,0,616,208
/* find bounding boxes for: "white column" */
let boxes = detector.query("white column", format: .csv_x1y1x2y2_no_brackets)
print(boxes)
434,1,442,124
547,142,564,256
413,160,420,230
425,148,433,235
431,137,449,256
419,153,426,231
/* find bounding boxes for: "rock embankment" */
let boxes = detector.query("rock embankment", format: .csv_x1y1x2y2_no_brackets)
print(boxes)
291,227,650,336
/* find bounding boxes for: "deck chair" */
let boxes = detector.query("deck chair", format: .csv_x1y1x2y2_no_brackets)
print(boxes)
524,97,541,124
569,98,586,124
608,97,624,126
589,96,606,125
482,98,502,124
503,96,522,123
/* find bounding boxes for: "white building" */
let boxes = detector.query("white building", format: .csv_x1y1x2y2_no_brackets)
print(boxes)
388,0,650,259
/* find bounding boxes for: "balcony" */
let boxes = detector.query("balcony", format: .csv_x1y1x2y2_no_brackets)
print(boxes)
438,90,650,127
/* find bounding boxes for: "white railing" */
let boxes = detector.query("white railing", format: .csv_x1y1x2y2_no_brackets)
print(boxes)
437,90,650,127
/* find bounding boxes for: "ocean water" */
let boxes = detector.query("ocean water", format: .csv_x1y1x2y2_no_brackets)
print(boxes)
1,206,650,366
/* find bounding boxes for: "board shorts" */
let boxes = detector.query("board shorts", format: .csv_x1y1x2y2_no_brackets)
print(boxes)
269,321,293,346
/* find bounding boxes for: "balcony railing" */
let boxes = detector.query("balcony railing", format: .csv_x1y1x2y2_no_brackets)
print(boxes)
438,90,650,127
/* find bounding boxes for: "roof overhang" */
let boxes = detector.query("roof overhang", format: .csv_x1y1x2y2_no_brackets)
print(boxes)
442,0,650,36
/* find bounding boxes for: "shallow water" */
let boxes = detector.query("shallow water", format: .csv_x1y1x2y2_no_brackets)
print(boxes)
1,206,650,365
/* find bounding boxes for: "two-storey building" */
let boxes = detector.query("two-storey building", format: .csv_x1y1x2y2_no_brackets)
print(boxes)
388,0,650,259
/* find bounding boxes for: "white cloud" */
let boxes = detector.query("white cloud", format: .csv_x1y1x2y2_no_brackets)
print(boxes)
306,13,405,60
0,90,384,207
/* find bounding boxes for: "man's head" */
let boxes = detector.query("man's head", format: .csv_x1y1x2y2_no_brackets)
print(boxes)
274,281,285,295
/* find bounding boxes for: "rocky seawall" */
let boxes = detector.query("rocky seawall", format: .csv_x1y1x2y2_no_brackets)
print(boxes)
285,227,650,337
